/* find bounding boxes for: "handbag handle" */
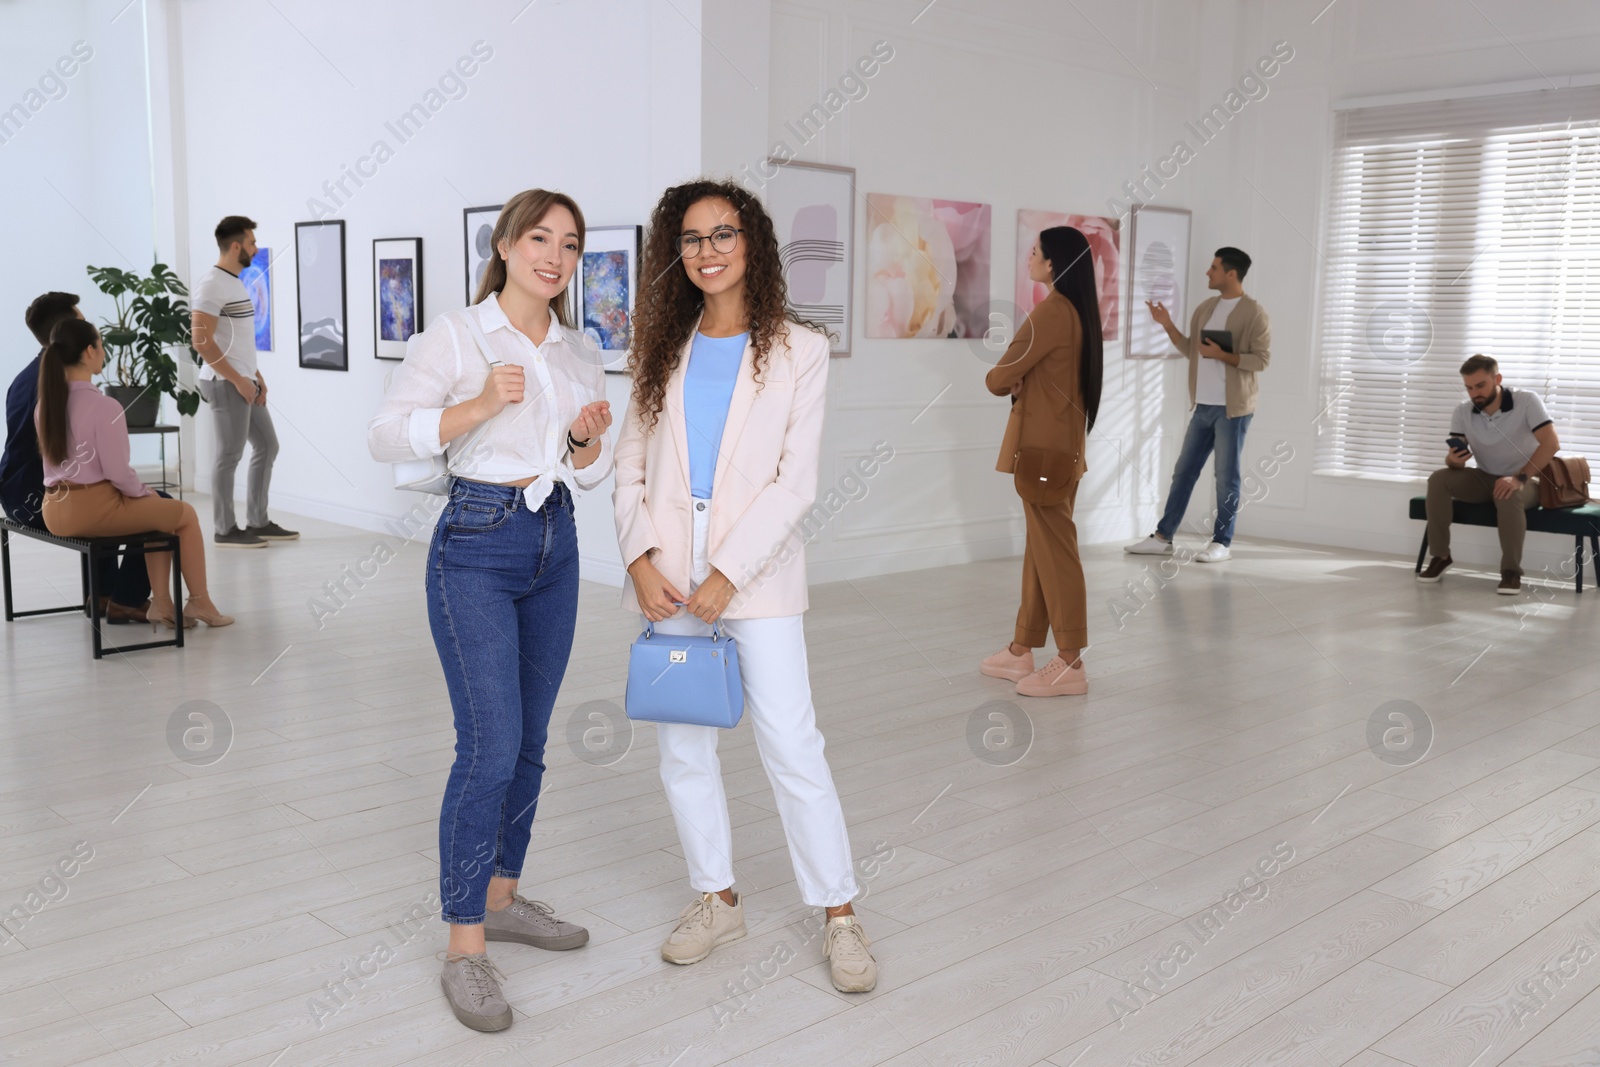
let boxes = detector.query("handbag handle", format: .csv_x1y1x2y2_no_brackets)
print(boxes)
643,618,726,641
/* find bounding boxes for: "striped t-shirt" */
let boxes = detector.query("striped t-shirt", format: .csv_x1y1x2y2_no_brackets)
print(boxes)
192,265,258,379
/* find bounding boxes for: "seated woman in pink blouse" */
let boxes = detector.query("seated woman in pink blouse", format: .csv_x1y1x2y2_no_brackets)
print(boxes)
35,319,232,628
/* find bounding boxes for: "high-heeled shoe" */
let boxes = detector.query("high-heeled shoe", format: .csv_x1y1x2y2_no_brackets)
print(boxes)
147,603,199,631
183,599,235,628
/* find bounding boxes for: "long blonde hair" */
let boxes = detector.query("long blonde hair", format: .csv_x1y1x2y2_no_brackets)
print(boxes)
472,189,586,326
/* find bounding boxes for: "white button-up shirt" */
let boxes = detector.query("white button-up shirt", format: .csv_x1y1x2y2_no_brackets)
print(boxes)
368,293,612,510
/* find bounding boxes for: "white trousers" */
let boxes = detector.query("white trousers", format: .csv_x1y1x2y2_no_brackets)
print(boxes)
649,501,859,907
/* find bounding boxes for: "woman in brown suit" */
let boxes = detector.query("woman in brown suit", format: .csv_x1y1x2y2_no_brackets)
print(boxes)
980,226,1103,696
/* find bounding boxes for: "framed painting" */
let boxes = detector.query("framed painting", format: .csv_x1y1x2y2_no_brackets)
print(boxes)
763,160,854,355
463,204,502,305
294,220,347,371
1125,205,1192,360
577,224,641,373
864,193,991,340
1014,210,1120,340
373,237,423,361
239,247,272,351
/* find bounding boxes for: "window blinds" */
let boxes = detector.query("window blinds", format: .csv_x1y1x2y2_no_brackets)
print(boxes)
1316,85,1600,480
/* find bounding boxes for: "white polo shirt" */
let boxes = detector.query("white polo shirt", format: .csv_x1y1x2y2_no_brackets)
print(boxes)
1450,387,1552,478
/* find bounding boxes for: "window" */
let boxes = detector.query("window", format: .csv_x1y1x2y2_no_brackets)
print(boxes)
1316,86,1600,480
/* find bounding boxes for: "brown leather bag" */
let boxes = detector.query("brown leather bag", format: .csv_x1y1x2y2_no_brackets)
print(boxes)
1013,447,1077,506
1539,455,1591,508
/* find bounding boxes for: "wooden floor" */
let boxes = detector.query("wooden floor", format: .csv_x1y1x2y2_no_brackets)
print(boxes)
2,503,1599,1067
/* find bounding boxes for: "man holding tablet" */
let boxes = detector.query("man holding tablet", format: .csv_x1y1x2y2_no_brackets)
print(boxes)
1127,247,1271,563
1419,354,1559,594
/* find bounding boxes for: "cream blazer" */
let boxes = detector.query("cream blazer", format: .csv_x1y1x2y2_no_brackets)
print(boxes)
613,319,829,619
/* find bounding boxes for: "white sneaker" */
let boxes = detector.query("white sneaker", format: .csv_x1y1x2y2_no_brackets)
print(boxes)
1195,542,1232,563
1124,535,1173,555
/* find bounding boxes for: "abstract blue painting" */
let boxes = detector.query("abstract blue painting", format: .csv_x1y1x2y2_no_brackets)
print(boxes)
240,248,271,351
373,237,423,360
379,259,415,341
582,250,629,351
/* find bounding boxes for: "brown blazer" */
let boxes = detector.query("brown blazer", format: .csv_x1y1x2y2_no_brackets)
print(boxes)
1180,294,1271,417
985,290,1088,482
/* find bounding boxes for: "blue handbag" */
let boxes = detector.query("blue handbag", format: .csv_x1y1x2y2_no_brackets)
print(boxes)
625,619,745,728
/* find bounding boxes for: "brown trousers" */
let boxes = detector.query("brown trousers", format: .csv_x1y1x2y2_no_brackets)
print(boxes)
1425,466,1540,575
1015,481,1088,650
40,481,186,539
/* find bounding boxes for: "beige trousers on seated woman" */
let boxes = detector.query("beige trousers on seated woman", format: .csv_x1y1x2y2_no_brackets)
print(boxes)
41,481,186,538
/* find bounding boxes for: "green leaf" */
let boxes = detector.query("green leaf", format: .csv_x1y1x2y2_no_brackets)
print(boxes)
84,262,206,417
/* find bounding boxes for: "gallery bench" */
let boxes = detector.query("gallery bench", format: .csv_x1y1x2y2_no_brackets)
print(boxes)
1408,496,1600,593
1,517,184,658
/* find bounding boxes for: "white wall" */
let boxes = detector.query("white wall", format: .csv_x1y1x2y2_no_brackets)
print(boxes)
16,0,1599,593
757,0,1208,582
0,0,162,465
165,0,704,583
757,0,1600,586
1212,0,1600,578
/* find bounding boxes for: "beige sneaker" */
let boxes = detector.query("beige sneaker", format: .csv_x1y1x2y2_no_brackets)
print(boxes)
662,891,747,965
824,915,877,992
1015,656,1088,697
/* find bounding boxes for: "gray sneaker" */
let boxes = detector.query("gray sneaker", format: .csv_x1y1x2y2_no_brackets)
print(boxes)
214,527,267,549
439,951,513,1032
483,895,589,951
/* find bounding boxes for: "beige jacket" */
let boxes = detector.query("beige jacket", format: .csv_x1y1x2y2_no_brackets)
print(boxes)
613,320,829,619
1180,294,1272,417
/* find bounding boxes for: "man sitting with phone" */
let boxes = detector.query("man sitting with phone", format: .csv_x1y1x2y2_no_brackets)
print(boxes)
1419,354,1559,594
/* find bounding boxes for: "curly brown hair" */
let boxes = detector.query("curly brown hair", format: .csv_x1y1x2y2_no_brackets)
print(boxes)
628,179,825,432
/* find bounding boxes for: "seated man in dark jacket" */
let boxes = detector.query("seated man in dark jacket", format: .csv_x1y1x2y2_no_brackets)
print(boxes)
2,292,158,623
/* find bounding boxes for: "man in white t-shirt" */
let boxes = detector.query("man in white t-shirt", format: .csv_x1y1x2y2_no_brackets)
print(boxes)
192,215,296,548
1126,247,1273,563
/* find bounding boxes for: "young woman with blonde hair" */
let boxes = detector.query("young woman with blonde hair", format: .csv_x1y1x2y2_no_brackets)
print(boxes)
368,188,612,1032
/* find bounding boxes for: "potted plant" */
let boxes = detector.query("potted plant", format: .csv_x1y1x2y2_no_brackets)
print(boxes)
87,263,203,427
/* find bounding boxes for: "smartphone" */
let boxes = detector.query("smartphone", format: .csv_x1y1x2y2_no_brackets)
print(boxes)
1447,435,1470,456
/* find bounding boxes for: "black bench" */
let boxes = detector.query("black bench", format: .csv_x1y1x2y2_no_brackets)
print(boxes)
1409,496,1600,592
1,517,184,658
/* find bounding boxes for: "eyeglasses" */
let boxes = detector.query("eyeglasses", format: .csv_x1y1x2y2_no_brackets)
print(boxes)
678,227,743,259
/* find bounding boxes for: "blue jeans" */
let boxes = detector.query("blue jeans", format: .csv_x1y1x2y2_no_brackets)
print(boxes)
426,478,578,924
1155,405,1254,546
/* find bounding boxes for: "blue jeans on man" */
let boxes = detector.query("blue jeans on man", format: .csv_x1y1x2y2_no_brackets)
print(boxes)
1156,404,1254,546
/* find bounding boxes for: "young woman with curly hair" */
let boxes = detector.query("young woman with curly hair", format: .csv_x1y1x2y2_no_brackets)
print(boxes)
613,178,877,993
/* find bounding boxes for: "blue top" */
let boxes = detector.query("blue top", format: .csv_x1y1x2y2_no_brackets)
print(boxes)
684,331,746,499
0,352,44,528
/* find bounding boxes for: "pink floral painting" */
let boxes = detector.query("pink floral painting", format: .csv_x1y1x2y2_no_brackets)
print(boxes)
865,194,991,338
1015,209,1121,340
